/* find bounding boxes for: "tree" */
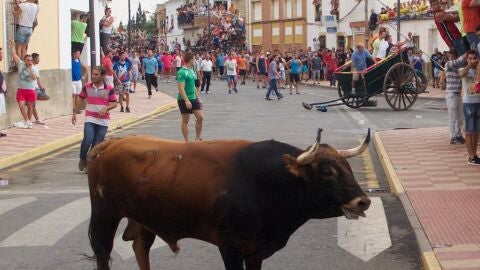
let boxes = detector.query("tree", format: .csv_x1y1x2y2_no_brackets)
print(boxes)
135,3,144,30
144,14,157,35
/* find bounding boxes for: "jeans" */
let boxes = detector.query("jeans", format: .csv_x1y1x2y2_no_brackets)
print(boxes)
80,122,108,161
266,79,281,98
466,32,480,53
446,93,464,138
100,32,111,54
201,71,211,92
145,73,158,96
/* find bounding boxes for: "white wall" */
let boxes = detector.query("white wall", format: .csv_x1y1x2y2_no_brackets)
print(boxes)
165,0,184,51
58,0,107,69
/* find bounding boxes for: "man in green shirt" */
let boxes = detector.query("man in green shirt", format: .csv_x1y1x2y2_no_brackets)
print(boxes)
177,52,203,141
71,14,88,54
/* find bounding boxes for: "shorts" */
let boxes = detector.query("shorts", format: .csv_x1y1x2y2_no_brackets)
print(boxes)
104,75,114,87
158,65,163,72
114,82,130,95
227,75,237,83
280,70,286,81
463,103,480,133
433,68,441,78
163,67,171,73
131,69,139,81
239,69,246,76
72,80,82,95
352,73,360,81
15,25,33,44
178,98,202,114
16,88,36,102
290,73,300,82
302,65,308,73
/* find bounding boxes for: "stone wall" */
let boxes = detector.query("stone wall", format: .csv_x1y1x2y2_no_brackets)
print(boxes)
0,70,72,130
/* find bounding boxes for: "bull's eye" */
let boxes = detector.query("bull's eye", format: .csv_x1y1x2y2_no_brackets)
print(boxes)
322,166,337,178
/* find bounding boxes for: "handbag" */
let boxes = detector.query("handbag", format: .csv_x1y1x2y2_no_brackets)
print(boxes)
36,88,49,101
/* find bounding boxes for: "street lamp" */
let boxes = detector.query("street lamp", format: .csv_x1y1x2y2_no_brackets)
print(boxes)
128,0,131,50
89,0,96,69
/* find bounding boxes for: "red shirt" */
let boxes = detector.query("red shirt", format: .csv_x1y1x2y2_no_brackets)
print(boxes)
101,56,113,76
462,0,480,32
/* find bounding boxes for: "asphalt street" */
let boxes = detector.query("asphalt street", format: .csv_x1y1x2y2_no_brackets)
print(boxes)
0,78,448,269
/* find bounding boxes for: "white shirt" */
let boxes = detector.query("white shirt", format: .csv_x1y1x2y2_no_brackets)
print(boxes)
19,2,38,28
32,64,40,89
175,56,182,67
101,15,113,34
225,59,237,76
201,59,213,72
376,40,390,59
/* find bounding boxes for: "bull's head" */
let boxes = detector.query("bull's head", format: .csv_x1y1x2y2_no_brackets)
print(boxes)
282,129,371,220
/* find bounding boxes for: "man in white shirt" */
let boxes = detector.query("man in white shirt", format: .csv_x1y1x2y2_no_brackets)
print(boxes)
100,8,114,54
201,53,213,94
175,50,183,80
225,52,238,94
30,53,46,125
14,0,38,60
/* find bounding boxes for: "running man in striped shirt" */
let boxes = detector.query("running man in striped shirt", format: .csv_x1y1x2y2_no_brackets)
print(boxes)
72,66,117,173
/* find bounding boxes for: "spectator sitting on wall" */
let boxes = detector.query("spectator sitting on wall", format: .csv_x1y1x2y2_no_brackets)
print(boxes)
13,0,39,61
368,9,378,31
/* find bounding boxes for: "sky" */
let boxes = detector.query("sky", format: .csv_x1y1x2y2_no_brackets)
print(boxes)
109,0,165,26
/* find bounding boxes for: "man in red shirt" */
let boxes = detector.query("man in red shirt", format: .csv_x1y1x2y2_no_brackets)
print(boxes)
101,49,119,87
462,0,480,52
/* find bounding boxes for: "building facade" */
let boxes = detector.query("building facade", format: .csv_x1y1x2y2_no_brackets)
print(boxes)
0,0,109,130
164,0,185,51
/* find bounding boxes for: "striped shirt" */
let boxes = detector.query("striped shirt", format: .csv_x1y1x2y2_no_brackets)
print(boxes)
445,56,465,93
79,82,116,126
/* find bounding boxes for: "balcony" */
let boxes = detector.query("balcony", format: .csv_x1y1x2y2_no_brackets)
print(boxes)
178,11,219,29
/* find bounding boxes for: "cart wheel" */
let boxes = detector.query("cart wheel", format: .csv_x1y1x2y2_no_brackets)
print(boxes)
384,63,419,111
338,83,367,109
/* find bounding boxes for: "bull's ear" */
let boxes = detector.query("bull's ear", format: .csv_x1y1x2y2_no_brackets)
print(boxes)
282,154,302,177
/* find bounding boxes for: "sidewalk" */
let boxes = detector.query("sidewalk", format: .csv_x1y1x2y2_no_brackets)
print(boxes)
301,80,445,99
0,84,177,169
375,127,480,270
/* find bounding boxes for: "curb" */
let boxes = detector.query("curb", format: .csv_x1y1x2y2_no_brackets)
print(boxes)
373,131,442,270
0,101,177,170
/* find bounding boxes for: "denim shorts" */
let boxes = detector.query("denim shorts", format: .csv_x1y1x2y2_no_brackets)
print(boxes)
463,103,480,133
15,26,33,44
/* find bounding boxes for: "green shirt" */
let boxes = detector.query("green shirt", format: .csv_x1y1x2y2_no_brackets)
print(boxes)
177,67,197,100
71,20,87,43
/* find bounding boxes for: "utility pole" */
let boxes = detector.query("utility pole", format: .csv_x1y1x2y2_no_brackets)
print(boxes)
89,0,96,69
396,0,400,41
365,0,369,46
128,0,132,50
207,0,211,52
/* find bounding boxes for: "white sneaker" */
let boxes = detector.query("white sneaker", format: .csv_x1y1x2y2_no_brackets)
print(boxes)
34,119,45,125
163,80,166,83
27,121,33,129
13,121,28,129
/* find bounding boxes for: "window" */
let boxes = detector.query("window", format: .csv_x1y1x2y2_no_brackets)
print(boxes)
296,0,302,17
319,35,326,49
313,0,322,22
272,0,279,20
253,2,262,21
285,0,292,18
412,35,420,53
337,36,345,49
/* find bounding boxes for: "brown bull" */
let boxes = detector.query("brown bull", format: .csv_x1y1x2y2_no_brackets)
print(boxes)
87,129,371,270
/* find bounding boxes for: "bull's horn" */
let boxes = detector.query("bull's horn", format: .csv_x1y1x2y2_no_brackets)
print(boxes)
297,129,323,165
338,128,371,159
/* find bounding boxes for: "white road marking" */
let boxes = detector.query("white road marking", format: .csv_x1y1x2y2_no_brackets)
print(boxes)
113,219,168,260
0,188,89,195
0,197,90,247
344,108,379,131
0,196,37,216
337,197,392,262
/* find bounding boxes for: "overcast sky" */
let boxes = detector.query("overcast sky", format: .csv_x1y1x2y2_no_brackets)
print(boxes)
109,0,166,26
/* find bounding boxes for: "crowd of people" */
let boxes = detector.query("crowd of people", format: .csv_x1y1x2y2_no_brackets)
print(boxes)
1,1,479,168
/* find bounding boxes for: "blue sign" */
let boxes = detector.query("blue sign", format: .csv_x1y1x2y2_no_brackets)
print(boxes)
327,27,337,33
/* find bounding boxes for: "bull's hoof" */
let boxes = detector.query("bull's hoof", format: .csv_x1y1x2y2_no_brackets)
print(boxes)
302,102,313,110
